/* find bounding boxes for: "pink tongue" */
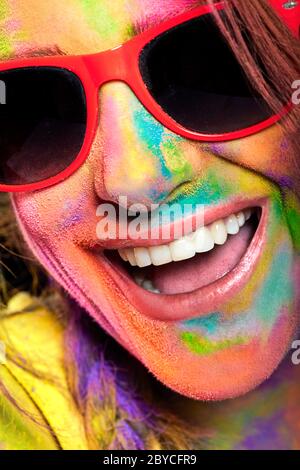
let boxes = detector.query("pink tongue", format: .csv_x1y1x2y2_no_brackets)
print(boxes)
151,224,254,295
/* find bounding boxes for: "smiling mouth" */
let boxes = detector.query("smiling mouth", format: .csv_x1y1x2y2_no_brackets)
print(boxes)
99,201,266,322
117,207,258,293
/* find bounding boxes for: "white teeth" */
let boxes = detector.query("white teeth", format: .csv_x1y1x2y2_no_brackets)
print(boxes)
210,220,228,245
169,238,195,262
118,208,253,269
237,212,246,227
134,247,152,268
119,249,128,262
149,245,172,266
225,215,239,235
192,227,214,253
141,279,160,294
245,209,251,221
125,249,137,266
134,274,145,286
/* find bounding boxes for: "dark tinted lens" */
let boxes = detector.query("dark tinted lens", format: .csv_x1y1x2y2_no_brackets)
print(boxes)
0,67,87,186
139,13,273,134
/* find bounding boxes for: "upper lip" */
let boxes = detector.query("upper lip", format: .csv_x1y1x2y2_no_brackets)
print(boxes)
84,197,265,251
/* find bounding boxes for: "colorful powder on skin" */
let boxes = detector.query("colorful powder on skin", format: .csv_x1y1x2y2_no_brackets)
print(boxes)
253,245,293,327
80,0,134,46
101,85,165,201
133,108,173,185
200,380,291,450
161,136,193,185
236,411,286,449
283,191,300,252
179,188,295,356
180,242,294,355
181,331,248,355
0,1,14,58
60,198,86,229
182,313,220,334
130,0,200,32
168,157,271,208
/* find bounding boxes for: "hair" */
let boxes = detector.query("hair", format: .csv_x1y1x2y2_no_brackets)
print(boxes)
0,0,300,450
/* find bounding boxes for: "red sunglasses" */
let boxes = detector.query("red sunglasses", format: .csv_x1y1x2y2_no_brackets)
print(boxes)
0,0,299,192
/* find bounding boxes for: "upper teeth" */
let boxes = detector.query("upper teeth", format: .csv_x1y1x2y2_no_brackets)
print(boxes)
118,209,252,268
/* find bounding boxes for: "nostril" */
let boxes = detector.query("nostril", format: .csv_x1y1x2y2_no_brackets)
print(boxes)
164,179,195,203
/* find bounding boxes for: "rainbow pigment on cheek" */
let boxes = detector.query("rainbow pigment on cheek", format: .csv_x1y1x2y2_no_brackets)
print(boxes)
179,185,297,353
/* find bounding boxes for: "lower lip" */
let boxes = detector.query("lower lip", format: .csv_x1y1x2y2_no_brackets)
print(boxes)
97,202,268,322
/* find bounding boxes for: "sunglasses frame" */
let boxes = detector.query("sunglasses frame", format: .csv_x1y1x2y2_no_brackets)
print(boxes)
0,0,299,192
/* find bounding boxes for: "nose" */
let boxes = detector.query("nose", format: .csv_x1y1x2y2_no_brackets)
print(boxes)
93,82,192,208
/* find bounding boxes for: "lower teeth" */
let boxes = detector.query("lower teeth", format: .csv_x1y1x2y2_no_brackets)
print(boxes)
134,276,161,294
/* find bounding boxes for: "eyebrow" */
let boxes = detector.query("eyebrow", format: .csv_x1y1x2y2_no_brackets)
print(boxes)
8,45,66,60
133,0,202,34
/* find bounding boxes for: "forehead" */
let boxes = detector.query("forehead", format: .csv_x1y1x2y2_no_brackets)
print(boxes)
0,0,201,58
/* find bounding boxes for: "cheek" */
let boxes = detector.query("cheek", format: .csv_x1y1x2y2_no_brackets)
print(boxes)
209,127,298,191
12,162,96,241
284,191,300,251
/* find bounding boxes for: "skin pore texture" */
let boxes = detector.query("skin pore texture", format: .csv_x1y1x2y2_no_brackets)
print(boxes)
1,0,300,448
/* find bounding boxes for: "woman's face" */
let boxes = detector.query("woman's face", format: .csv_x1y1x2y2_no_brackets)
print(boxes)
5,0,300,399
